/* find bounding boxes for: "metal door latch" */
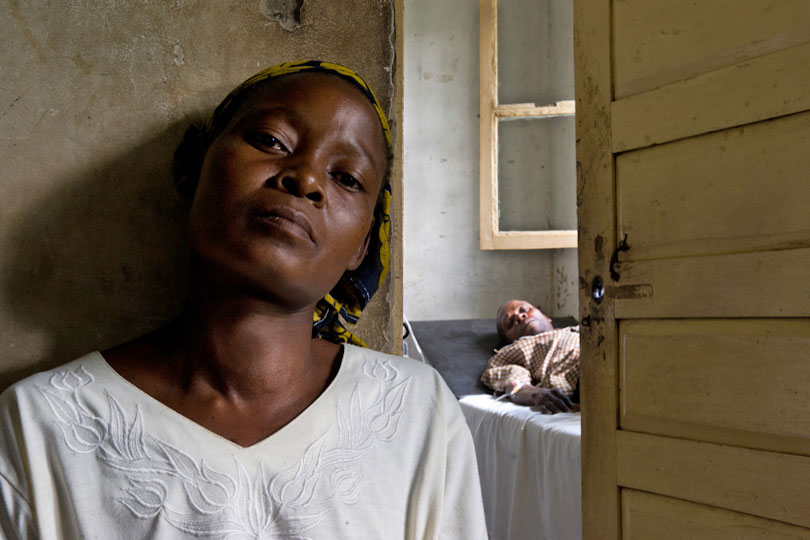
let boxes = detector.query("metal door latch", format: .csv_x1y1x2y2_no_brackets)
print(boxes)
609,234,630,281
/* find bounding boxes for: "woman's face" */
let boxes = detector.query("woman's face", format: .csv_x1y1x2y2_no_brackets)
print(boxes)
188,73,387,310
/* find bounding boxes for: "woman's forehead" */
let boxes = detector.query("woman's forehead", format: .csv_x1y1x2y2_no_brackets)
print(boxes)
230,73,387,157
239,74,379,125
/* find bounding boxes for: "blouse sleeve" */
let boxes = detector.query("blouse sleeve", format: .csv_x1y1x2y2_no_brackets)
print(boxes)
437,386,488,539
0,390,36,540
0,472,34,540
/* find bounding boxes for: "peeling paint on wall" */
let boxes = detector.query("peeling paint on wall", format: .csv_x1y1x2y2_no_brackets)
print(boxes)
260,0,304,31
172,42,185,66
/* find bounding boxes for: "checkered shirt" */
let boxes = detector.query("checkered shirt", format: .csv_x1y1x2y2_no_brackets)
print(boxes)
481,326,580,397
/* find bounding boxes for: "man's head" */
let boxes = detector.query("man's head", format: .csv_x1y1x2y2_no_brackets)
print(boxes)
496,300,553,344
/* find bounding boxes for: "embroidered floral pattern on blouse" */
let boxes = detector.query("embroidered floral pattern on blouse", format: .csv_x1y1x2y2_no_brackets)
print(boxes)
38,356,411,539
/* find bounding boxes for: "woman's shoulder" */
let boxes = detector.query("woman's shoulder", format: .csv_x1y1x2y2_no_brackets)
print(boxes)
342,344,443,383
0,352,108,409
0,353,111,491
340,344,459,415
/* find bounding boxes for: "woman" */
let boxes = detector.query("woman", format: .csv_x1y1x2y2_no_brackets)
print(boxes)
0,61,486,539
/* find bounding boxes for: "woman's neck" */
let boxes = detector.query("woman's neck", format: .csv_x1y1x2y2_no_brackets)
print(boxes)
170,292,320,400
105,273,341,407
102,285,344,446
144,255,339,398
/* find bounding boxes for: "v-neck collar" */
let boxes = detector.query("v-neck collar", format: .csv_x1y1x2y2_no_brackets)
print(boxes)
89,345,350,452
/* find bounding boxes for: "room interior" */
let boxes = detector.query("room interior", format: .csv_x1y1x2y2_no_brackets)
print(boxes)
403,2,581,538
2,1,809,539
404,1,810,539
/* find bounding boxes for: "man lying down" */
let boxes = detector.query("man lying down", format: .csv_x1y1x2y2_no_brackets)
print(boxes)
480,299,580,413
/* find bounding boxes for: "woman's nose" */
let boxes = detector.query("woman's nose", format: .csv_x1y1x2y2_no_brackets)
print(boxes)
274,161,326,206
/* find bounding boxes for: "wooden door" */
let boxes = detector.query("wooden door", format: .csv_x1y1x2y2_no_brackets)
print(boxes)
574,1,810,538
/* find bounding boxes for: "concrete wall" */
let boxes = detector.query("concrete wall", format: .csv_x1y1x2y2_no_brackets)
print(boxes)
403,0,578,321
0,0,396,389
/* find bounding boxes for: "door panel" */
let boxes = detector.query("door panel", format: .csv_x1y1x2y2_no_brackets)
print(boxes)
612,41,810,152
617,111,810,261
617,432,810,528
576,1,810,539
612,0,810,98
613,248,810,319
620,319,810,455
622,490,810,540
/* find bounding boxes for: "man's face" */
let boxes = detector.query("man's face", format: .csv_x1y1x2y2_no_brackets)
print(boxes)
497,300,553,343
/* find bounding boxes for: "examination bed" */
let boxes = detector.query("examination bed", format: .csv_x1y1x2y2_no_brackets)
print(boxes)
409,318,581,540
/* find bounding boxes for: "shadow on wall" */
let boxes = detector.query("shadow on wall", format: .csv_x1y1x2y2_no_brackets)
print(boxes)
0,120,196,388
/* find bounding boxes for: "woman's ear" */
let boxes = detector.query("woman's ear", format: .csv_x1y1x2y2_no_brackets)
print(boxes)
347,217,375,271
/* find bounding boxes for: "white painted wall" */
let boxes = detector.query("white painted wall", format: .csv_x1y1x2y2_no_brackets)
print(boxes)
402,0,579,321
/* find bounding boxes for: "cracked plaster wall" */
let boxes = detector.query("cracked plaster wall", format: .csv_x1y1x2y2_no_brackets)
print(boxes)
0,0,396,389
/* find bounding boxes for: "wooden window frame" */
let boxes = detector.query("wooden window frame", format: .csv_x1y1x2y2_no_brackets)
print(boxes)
479,0,578,250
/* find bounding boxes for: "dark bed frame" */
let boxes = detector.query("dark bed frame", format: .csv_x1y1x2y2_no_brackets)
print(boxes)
409,317,577,398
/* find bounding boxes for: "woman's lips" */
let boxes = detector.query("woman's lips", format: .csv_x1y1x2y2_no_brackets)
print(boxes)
252,207,315,243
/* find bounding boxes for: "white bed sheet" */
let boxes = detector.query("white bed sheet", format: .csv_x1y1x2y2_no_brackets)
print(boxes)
459,394,581,540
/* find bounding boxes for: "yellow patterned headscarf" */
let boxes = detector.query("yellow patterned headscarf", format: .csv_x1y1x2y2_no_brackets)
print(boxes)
208,60,392,347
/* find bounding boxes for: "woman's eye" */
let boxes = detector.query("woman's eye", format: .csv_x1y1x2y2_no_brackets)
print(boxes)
331,172,363,191
248,132,287,152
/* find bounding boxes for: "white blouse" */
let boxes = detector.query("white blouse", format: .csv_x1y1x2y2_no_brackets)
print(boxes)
0,345,487,539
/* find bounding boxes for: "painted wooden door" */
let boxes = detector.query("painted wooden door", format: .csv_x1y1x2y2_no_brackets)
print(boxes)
574,1,810,538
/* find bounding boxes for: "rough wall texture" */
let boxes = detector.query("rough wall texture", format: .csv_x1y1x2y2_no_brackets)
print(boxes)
0,0,396,389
